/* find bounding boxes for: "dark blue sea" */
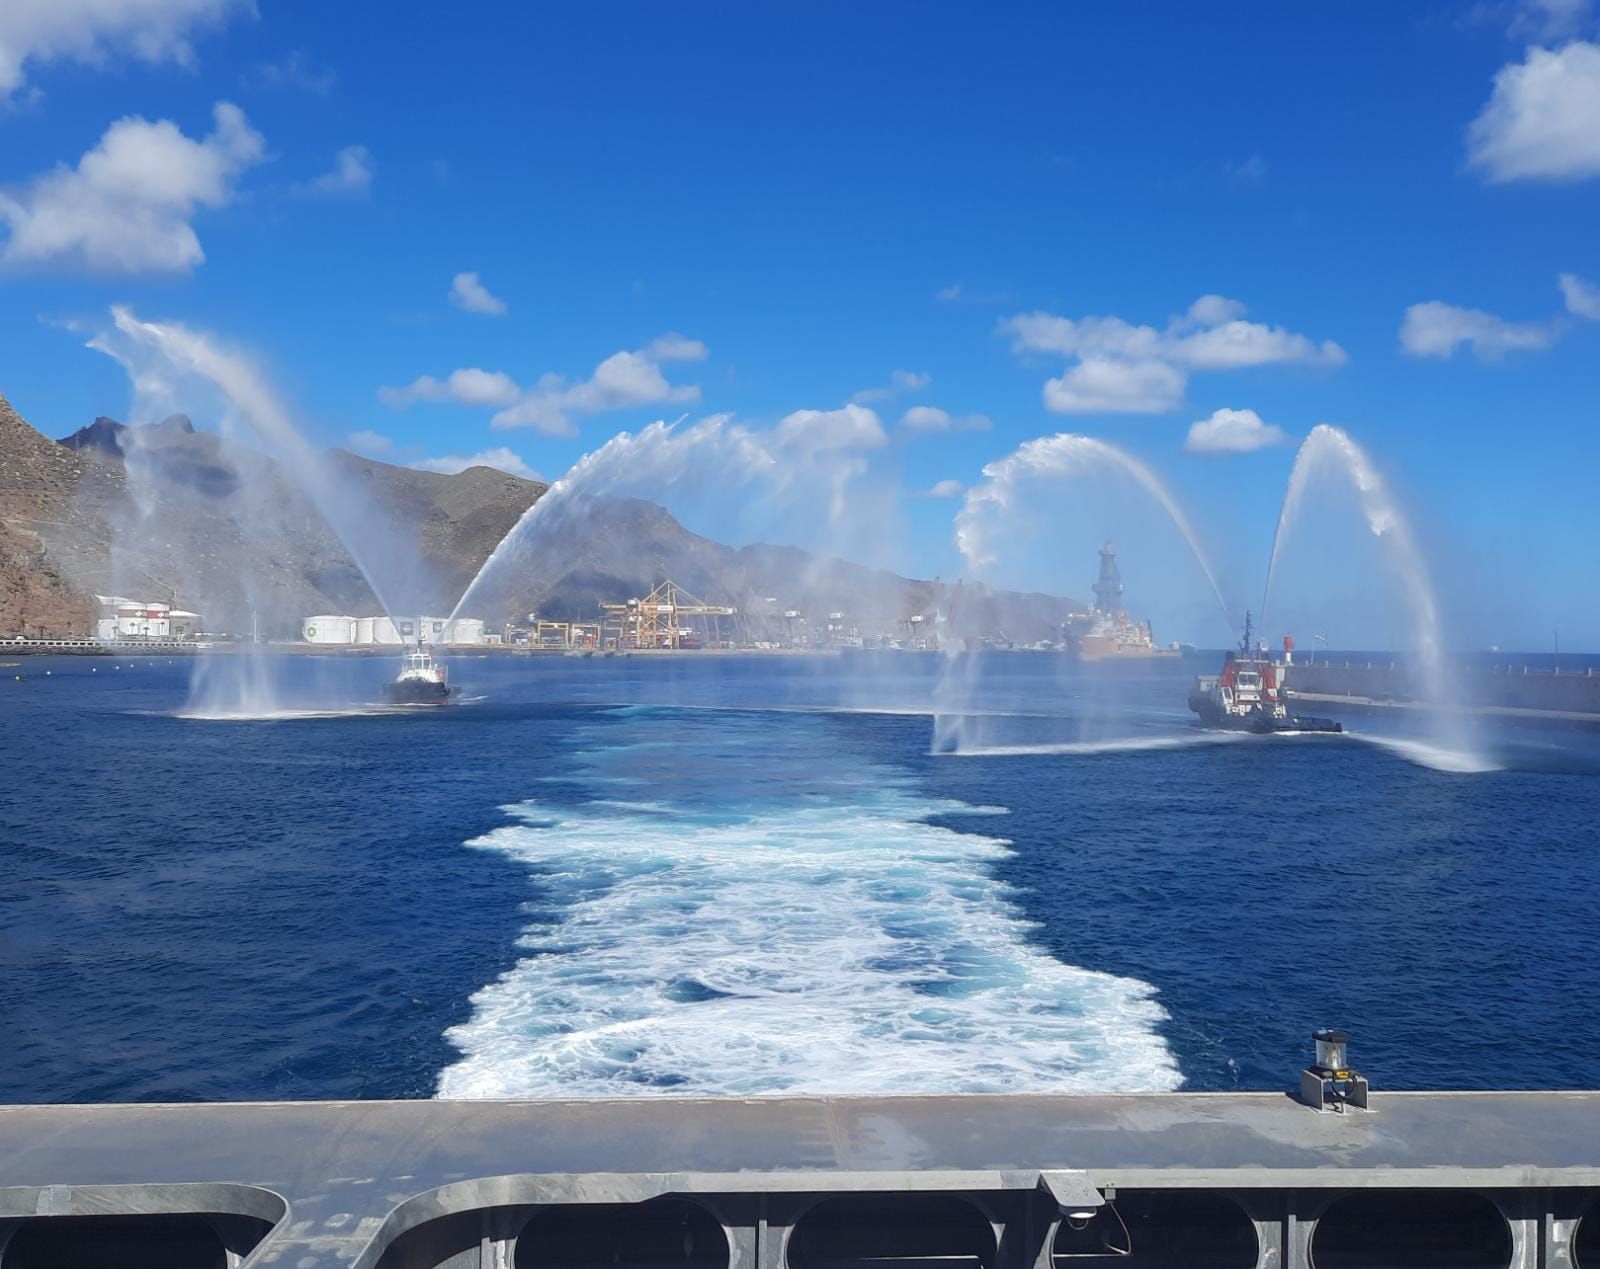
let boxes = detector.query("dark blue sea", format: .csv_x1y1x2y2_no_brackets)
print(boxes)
3,650,1598,1103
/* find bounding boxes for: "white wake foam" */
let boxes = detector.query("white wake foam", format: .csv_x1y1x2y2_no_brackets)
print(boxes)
171,705,400,721
939,731,1256,757
1351,733,1504,774
437,790,1178,1098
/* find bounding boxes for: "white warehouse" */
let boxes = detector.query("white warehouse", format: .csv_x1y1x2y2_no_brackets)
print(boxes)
302,615,487,645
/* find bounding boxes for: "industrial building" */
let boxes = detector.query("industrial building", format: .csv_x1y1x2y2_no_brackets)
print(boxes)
301,615,489,646
94,595,201,642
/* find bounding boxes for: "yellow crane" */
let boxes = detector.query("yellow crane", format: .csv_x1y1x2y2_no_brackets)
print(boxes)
599,581,737,650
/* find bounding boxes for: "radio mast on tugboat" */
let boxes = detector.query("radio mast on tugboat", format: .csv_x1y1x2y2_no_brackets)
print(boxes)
1187,612,1342,733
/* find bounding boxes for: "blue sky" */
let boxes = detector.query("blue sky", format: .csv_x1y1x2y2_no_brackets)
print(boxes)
2,3,1597,648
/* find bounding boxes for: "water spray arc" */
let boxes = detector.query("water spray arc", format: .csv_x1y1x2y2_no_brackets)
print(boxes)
1262,424,1445,704
955,433,1235,636
935,433,1235,756
446,413,886,628
85,306,431,717
94,308,411,625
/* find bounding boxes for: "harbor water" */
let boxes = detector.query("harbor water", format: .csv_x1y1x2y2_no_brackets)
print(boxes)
3,651,1598,1102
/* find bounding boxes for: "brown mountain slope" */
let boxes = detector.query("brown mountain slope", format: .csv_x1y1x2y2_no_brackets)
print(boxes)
0,391,1083,639
0,392,95,635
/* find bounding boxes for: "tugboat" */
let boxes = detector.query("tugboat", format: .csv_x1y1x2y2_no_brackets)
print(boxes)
1187,613,1341,734
383,643,456,705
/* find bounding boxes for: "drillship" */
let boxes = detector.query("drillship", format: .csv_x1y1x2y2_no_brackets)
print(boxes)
1072,539,1180,660
382,644,456,705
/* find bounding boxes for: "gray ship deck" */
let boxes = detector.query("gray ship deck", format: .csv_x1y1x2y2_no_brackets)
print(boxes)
2,1091,1599,1267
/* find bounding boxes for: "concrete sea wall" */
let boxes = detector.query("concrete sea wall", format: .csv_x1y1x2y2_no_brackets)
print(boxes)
1287,659,1600,715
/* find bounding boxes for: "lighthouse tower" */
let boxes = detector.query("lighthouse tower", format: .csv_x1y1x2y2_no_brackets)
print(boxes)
1092,538,1125,615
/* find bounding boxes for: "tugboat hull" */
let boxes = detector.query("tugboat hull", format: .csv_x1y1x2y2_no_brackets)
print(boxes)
1193,698,1341,734
382,680,454,706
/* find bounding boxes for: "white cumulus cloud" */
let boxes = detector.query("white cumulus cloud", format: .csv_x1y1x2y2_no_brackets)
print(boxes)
450,271,507,316
1001,295,1344,416
382,335,708,438
378,367,520,410
1559,272,1600,318
1399,300,1557,359
1168,321,1347,370
1184,407,1289,455
0,0,247,102
1467,41,1600,182
292,145,374,199
0,101,264,274
412,448,541,480
900,405,953,431
1181,294,1249,327
774,404,887,451
562,350,699,414
850,368,931,404
246,50,335,96
898,405,993,433
643,332,709,361
915,478,965,500
1043,358,1187,414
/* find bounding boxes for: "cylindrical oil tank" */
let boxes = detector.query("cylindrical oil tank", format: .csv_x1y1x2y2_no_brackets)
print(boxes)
303,615,355,644
354,616,375,644
444,618,484,644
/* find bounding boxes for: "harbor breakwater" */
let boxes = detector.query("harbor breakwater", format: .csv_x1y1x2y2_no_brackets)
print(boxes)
1286,658,1600,719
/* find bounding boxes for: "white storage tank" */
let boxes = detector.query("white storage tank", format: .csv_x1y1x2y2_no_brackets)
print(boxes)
369,616,407,645
303,615,356,644
443,617,485,645
354,616,376,644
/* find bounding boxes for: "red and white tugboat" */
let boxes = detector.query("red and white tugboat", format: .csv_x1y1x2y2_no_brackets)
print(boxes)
383,643,456,705
1187,613,1341,734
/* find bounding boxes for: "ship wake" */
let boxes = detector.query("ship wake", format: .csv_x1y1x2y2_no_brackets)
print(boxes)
437,778,1178,1098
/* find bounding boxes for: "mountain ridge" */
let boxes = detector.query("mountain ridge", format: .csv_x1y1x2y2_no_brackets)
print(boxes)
0,390,1083,640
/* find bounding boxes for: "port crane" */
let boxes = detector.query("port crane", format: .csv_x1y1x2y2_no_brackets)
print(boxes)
599,580,736,650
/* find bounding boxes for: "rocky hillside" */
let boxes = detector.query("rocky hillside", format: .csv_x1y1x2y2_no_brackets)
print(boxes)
0,393,95,636
0,390,1083,640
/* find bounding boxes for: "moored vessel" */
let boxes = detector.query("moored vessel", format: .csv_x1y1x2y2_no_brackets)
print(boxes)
383,644,456,705
1071,539,1181,661
1188,614,1341,733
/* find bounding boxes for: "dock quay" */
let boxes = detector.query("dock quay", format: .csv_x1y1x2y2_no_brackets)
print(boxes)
2,1091,1599,1268
1286,659,1600,723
